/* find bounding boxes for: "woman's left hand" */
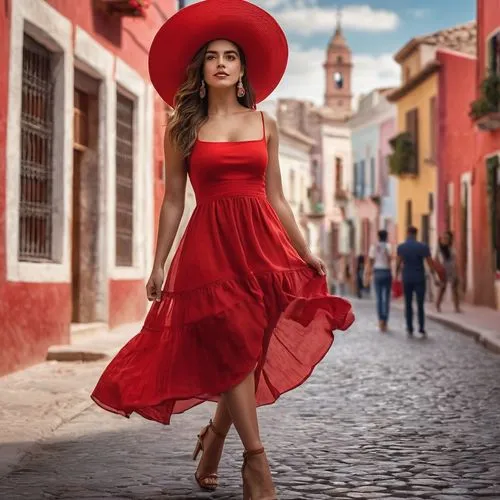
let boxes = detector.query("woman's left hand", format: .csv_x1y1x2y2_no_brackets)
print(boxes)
303,252,327,276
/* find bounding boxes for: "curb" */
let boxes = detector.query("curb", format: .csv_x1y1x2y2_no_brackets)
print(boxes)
392,302,500,355
46,347,110,362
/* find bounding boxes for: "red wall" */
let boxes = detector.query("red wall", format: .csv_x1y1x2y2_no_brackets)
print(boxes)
436,49,476,235
0,1,176,375
472,0,500,306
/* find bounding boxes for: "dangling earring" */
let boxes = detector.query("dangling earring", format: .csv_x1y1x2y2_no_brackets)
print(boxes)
237,76,246,98
199,79,206,99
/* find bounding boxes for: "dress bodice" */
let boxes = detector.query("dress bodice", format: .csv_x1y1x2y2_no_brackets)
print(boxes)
188,113,268,204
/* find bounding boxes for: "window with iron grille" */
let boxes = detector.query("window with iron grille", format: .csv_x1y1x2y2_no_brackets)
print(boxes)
115,92,135,267
18,35,55,262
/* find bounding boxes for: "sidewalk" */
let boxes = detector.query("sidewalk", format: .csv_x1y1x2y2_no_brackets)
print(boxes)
392,297,500,354
0,321,140,480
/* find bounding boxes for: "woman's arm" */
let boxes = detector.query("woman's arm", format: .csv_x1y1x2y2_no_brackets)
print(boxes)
151,129,188,271
264,113,310,260
146,127,187,301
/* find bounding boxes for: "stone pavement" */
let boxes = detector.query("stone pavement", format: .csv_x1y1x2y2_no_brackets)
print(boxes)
0,301,499,499
0,321,141,480
391,296,500,355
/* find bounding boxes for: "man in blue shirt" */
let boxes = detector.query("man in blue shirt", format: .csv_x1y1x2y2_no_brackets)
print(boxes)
396,226,440,336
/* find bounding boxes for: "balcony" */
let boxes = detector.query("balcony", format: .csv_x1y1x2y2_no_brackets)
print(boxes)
470,72,500,132
388,132,417,177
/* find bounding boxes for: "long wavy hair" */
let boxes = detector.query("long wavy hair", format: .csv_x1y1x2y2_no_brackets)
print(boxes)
168,41,256,159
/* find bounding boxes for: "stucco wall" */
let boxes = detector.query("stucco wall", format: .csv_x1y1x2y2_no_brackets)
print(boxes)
0,0,177,375
395,73,438,246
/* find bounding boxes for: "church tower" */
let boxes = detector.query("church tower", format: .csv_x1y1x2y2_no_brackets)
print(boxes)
324,9,353,116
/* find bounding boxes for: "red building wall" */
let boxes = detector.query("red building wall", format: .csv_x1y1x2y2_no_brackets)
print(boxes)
436,49,476,297
0,1,176,375
472,0,500,307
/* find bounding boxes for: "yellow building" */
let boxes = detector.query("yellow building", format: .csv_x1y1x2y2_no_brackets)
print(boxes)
387,23,476,246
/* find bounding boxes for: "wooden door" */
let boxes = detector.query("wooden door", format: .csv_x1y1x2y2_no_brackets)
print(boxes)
72,79,99,323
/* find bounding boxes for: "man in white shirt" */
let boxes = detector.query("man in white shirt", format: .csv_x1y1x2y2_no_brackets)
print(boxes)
365,229,392,332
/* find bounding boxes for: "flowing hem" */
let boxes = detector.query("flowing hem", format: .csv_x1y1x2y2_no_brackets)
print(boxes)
90,265,355,424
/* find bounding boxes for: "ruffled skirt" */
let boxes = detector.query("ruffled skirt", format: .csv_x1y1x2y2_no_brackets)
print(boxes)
91,195,354,424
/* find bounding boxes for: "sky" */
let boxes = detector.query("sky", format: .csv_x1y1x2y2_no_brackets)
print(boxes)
185,0,476,106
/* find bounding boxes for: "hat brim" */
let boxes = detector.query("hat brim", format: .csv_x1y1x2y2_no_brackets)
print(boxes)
148,0,288,107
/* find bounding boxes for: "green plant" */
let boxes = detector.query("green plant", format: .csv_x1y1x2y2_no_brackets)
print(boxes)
388,132,415,176
469,71,500,120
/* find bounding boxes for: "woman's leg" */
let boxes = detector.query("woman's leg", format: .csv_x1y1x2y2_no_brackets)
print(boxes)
195,400,232,484
222,371,275,498
436,281,446,312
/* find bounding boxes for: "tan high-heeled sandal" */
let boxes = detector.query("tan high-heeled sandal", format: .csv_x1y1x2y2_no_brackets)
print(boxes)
241,447,277,500
192,418,227,491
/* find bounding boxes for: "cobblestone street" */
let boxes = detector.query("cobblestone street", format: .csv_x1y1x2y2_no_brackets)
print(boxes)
1,300,499,500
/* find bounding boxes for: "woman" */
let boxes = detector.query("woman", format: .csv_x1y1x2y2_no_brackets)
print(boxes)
435,231,461,313
365,230,392,331
91,1,354,499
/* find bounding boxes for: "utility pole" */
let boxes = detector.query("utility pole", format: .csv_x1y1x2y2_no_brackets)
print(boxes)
178,0,185,8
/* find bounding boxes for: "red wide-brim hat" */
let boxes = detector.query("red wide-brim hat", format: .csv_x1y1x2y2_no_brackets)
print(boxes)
148,0,288,107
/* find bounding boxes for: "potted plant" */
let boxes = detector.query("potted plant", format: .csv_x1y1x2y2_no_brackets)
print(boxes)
469,71,500,131
99,0,150,17
388,132,416,176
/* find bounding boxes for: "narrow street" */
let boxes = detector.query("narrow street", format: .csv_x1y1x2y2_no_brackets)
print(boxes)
1,300,499,500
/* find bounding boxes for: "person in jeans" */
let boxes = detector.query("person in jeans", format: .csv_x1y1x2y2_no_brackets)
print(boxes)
396,226,440,336
365,230,392,332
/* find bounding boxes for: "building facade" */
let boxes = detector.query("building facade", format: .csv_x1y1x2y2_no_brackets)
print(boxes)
0,0,177,375
469,0,500,308
388,22,477,252
348,89,397,256
436,47,477,302
274,16,354,288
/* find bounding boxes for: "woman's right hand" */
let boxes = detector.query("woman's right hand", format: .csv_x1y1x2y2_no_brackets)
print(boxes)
146,267,165,302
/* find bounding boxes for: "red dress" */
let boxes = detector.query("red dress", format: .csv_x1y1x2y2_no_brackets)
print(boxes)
91,112,354,424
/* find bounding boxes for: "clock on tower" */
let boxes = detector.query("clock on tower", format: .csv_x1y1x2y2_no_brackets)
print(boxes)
323,9,352,114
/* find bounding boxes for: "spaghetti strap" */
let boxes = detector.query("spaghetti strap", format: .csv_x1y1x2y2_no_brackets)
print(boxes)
260,111,266,140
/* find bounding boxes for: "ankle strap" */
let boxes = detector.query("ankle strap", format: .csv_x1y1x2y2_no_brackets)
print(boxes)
243,447,265,459
209,419,227,439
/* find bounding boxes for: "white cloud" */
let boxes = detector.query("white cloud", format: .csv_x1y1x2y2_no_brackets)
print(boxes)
184,2,399,35
273,4,399,36
267,47,400,106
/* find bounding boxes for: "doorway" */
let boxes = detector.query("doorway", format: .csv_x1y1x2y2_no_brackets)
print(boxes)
72,70,100,323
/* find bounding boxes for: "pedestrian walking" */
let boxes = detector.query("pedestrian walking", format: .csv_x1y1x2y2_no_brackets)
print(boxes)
356,254,367,298
396,226,440,336
435,231,461,313
90,2,355,499
365,230,392,332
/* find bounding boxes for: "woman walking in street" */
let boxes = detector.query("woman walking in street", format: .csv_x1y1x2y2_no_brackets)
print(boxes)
435,231,461,313
365,230,393,331
90,2,354,499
